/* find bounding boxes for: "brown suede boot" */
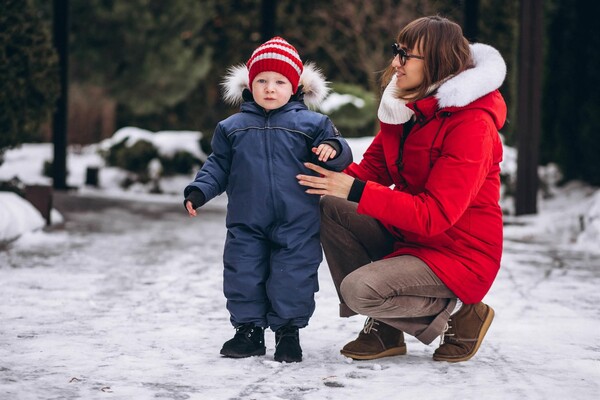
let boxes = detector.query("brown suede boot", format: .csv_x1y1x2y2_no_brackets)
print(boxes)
433,302,494,362
340,318,407,360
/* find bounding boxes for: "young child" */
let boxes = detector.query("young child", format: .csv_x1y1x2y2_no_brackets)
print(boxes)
184,37,352,363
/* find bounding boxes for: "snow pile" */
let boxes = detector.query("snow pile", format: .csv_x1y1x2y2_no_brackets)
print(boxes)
0,143,54,186
0,192,45,243
98,126,206,160
319,93,366,114
576,189,600,251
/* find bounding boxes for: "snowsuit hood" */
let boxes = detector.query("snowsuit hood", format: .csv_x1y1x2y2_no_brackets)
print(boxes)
220,62,330,109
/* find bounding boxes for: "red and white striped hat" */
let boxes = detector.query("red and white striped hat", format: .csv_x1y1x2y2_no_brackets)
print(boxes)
247,37,304,93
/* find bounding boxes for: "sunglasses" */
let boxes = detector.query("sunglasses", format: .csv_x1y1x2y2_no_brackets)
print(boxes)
392,43,424,66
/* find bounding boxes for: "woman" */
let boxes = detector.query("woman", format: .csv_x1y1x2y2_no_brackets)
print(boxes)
296,15,507,362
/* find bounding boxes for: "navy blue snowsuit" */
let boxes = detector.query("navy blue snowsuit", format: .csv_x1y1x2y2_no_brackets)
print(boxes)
184,99,352,331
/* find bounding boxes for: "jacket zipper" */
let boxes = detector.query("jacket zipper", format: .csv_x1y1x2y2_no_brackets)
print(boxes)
395,117,416,174
264,111,280,219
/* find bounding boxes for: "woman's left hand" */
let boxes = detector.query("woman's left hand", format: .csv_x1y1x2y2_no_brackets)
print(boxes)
296,162,355,199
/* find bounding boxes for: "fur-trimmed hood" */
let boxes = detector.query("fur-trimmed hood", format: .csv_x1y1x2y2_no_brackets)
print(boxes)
377,43,507,125
221,62,330,108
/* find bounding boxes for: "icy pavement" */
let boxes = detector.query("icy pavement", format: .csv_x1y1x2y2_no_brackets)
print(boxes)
1,192,599,400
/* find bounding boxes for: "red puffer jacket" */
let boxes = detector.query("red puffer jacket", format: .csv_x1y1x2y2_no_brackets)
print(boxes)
346,44,507,303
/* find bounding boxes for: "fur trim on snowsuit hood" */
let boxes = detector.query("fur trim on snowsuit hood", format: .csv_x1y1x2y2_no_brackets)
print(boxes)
377,43,507,125
221,62,330,108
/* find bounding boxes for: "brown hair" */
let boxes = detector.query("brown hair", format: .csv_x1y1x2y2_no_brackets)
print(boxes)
381,15,473,101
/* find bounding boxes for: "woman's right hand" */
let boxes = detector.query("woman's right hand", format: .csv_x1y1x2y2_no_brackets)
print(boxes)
296,162,355,199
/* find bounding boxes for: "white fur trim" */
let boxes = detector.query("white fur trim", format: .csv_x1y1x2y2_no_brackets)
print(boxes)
436,43,507,108
299,62,330,107
220,64,249,106
377,74,414,124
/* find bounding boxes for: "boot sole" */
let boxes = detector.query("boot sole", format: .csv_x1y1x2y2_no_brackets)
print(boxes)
274,354,302,363
340,344,407,360
220,347,266,358
432,306,495,363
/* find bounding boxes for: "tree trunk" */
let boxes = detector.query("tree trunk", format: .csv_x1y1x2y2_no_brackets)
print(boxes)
261,0,276,41
52,0,69,190
515,0,543,215
463,0,479,42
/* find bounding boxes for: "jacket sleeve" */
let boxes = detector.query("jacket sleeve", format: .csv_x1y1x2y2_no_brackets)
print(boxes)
345,127,394,187
357,117,497,237
183,123,231,202
311,117,353,171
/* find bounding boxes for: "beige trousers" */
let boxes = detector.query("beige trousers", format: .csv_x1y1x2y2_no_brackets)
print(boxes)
320,196,457,344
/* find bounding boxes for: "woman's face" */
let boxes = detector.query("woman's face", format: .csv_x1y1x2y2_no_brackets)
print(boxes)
393,43,425,92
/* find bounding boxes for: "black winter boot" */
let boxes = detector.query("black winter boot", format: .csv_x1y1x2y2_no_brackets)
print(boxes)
220,324,266,358
274,325,302,363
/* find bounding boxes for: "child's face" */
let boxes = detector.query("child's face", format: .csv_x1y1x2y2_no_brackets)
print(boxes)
251,71,294,111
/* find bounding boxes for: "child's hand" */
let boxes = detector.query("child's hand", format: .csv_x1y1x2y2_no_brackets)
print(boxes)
185,200,198,217
312,144,337,162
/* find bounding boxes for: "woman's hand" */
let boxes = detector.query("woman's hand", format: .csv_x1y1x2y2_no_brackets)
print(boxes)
296,162,355,199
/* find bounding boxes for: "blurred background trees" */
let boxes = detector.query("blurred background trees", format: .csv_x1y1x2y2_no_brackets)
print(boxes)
2,0,599,186
0,0,59,163
36,0,519,141
540,0,600,186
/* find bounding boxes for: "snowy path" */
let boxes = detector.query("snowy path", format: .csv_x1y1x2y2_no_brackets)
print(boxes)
1,192,599,400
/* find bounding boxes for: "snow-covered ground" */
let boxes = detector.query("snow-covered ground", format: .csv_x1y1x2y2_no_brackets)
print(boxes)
1,132,599,399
